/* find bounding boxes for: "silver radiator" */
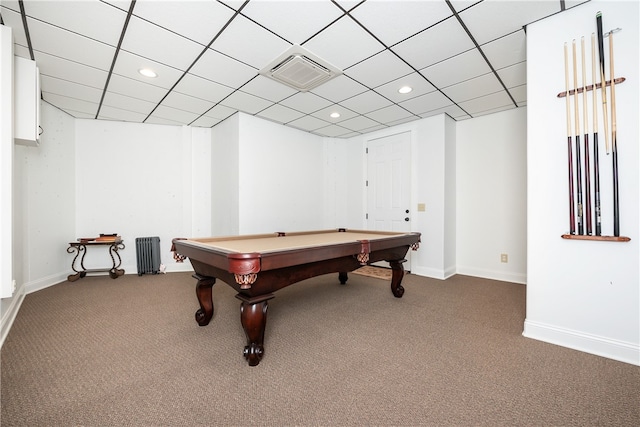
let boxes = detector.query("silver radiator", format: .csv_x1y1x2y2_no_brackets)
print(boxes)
135,236,161,275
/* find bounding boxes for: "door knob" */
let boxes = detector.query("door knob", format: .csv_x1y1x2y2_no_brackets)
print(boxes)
404,217,410,222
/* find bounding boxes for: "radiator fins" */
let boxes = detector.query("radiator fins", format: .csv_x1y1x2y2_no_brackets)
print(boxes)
135,236,161,275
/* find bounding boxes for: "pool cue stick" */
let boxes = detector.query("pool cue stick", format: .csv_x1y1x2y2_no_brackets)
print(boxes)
596,11,610,154
564,42,576,235
591,33,602,236
609,31,620,236
581,37,592,235
572,40,584,235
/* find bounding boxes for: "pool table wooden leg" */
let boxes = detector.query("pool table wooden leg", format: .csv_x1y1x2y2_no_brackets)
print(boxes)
389,259,407,298
193,274,216,326
236,293,275,366
338,271,348,284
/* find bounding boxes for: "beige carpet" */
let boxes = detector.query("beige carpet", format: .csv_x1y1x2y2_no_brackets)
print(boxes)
1,272,638,426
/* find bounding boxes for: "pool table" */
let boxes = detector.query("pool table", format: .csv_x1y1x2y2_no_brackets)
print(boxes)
171,228,420,366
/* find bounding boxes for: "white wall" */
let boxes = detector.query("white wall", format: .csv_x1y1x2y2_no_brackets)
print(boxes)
1,101,76,346
236,113,326,234
456,107,527,284
74,119,206,274
0,25,13,298
211,113,239,236
525,0,639,365
22,102,77,289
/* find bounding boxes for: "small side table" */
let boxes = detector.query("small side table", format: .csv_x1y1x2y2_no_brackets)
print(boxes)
67,235,125,282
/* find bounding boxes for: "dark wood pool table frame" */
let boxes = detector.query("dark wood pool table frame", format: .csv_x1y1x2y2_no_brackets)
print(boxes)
171,229,420,366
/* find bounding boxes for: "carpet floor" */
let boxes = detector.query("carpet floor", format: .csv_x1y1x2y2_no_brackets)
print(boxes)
1,271,638,426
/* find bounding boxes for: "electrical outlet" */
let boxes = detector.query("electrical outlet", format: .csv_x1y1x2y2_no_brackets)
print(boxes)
500,253,508,263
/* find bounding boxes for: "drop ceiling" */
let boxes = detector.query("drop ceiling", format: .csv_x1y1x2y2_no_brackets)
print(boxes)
0,0,586,138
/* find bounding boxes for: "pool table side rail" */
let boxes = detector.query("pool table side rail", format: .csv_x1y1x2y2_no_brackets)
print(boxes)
172,230,420,273
172,230,420,272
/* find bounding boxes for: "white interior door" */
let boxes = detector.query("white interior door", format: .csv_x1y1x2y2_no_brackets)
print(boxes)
366,131,412,269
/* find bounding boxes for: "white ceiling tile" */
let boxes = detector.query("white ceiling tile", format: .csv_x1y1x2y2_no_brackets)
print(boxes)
459,0,561,45
216,1,246,12
26,18,116,71
7,0,576,135
107,74,167,104
162,91,216,115
112,50,184,89
351,0,453,46
150,105,201,123
132,0,235,46
279,92,333,114
204,105,237,121
101,91,156,115
386,116,420,127
144,115,184,127
121,16,205,71
449,1,481,13
189,48,258,88
0,7,27,45
303,16,385,70
509,85,527,104
399,90,455,116
310,104,359,123
220,91,273,115
310,75,368,103
20,0,126,46
34,51,108,90
392,16,474,70
420,48,491,88
339,115,380,132
419,104,470,120
442,72,503,104
288,115,332,132
97,105,149,123
313,124,354,138
256,104,306,124
173,73,235,104
40,75,103,103
481,30,526,70
212,14,291,69
497,62,526,89
374,72,436,103
241,1,344,45
366,105,414,124
190,115,222,128
41,92,99,116
458,90,514,115
344,49,414,89
472,104,515,118
339,91,392,114
240,75,298,103
333,0,362,13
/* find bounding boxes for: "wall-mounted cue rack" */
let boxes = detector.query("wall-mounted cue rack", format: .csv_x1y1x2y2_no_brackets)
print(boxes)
557,12,630,243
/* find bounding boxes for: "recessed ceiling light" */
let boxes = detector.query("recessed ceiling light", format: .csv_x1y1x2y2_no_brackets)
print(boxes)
398,86,412,94
330,112,341,118
138,68,157,78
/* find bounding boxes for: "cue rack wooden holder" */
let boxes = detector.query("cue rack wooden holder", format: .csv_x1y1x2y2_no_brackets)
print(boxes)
557,75,630,243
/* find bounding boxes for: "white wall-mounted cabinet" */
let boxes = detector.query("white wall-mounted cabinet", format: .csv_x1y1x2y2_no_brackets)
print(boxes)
14,56,40,147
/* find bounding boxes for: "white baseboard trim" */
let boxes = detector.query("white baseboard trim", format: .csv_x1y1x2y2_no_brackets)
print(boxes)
456,265,527,284
25,272,70,294
523,319,639,366
411,266,446,280
0,285,26,349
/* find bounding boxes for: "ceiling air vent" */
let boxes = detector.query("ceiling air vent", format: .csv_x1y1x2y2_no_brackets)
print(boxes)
259,45,342,92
